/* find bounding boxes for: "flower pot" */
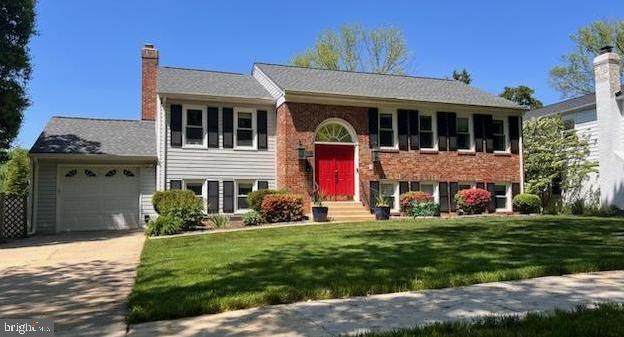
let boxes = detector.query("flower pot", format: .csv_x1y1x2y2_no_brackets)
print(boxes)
312,206,329,222
374,207,391,220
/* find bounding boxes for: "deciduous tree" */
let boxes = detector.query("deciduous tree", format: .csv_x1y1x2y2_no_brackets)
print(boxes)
0,148,29,196
500,85,543,109
451,69,472,84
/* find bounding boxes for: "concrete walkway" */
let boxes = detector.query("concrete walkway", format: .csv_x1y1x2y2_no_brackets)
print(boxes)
0,231,145,337
128,270,624,337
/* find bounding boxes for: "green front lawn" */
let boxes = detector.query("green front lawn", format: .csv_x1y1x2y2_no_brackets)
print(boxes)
358,304,624,337
128,216,624,323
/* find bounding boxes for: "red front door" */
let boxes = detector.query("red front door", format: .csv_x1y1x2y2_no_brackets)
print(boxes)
315,144,355,200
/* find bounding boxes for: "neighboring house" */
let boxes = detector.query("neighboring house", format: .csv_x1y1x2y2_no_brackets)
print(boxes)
29,44,525,233
526,47,624,209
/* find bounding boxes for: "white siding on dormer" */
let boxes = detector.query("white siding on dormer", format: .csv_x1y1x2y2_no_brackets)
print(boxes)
562,108,599,162
252,66,284,100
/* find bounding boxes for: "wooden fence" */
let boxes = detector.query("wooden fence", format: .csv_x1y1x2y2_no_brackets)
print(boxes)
0,194,28,241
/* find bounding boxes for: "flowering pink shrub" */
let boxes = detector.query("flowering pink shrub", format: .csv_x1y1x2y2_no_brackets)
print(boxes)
400,191,434,212
455,188,491,215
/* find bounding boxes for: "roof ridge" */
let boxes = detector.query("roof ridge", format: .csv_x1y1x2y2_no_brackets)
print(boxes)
159,66,246,76
52,116,152,123
254,62,457,82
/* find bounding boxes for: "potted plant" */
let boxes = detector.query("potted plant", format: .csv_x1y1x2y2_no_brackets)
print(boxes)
312,191,329,222
373,195,391,220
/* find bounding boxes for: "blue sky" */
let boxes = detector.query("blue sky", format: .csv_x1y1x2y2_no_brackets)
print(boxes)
18,0,616,147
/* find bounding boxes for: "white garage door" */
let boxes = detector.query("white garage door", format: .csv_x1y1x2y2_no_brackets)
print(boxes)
59,166,140,231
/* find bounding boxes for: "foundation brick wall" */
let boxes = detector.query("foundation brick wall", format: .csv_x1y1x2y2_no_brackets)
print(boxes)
276,102,521,211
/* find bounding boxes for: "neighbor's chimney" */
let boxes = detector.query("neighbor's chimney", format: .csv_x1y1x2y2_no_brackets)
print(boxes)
593,45,624,208
141,43,158,121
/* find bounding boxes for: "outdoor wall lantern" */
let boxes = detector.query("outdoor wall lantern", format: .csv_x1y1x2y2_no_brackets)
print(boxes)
371,147,380,162
297,141,307,160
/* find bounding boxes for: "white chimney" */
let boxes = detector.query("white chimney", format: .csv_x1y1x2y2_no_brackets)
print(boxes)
593,45,624,209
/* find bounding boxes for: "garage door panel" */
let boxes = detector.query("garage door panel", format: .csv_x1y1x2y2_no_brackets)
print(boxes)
60,166,140,231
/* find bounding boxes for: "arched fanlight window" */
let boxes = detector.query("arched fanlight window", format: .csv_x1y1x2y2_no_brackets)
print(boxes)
84,169,96,177
65,169,77,177
123,169,135,177
105,169,117,177
315,123,353,143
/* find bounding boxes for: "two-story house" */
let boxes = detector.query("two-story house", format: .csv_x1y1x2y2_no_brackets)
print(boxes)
29,44,525,233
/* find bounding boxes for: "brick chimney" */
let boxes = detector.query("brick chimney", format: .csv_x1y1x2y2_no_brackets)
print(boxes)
141,44,158,121
593,45,624,208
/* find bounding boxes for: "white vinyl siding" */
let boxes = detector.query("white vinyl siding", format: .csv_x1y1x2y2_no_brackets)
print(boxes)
140,166,157,221
165,102,277,213
34,160,57,234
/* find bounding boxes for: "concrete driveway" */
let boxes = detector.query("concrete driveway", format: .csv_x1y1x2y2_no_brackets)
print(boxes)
0,231,145,337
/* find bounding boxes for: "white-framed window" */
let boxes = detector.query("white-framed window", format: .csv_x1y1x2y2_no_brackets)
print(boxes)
380,181,399,211
458,182,475,191
419,114,435,149
378,111,397,149
456,115,473,150
182,105,206,147
184,180,206,206
236,180,255,211
419,181,439,203
235,109,256,149
492,118,508,152
494,183,511,211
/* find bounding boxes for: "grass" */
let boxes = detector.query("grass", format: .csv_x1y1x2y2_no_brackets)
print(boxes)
128,215,624,323
357,304,624,337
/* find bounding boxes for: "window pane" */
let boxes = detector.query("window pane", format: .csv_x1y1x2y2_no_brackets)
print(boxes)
458,134,470,149
237,130,253,146
420,132,433,148
492,120,504,134
459,184,472,191
237,197,249,209
380,130,394,147
186,183,203,196
186,127,203,143
238,112,252,129
238,183,253,195
495,185,506,196
380,114,393,129
237,182,253,210
494,135,505,151
420,184,434,196
420,116,432,131
496,197,507,209
457,118,469,133
187,110,203,126
381,183,395,196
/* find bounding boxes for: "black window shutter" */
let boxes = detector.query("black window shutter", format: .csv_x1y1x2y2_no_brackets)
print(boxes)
207,181,219,213
474,114,484,152
410,181,420,192
170,104,182,147
399,181,409,195
437,111,448,151
223,181,234,213
476,182,485,189
257,110,268,150
169,180,182,190
509,116,520,154
258,181,269,190
484,115,494,153
449,182,459,212
486,183,496,212
409,110,419,150
398,110,409,151
369,181,379,210
368,108,378,148
223,108,234,148
511,183,520,211
439,182,449,212
447,112,457,151
207,107,219,148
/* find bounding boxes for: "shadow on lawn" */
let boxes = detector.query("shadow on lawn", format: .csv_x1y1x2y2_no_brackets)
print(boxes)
128,216,624,327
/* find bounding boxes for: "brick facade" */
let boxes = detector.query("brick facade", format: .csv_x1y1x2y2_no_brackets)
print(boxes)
276,102,521,211
141,44,158,121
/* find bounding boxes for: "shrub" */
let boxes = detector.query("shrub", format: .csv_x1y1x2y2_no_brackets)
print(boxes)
152,190,204,230
207,214,230,228
513,193,542,214
261,194,304,223
242,210,265,226
407,200,440,217
247,189,286,211
145,215,183,237
455,188,491,215
400,191,433,212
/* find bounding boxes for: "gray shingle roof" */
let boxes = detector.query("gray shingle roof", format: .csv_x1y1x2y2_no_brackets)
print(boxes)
526,85,624,119
30,117,156,157
255,63,523,110
157,66,273,100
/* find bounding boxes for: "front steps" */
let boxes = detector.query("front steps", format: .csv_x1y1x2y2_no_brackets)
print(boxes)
323,201,375,222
